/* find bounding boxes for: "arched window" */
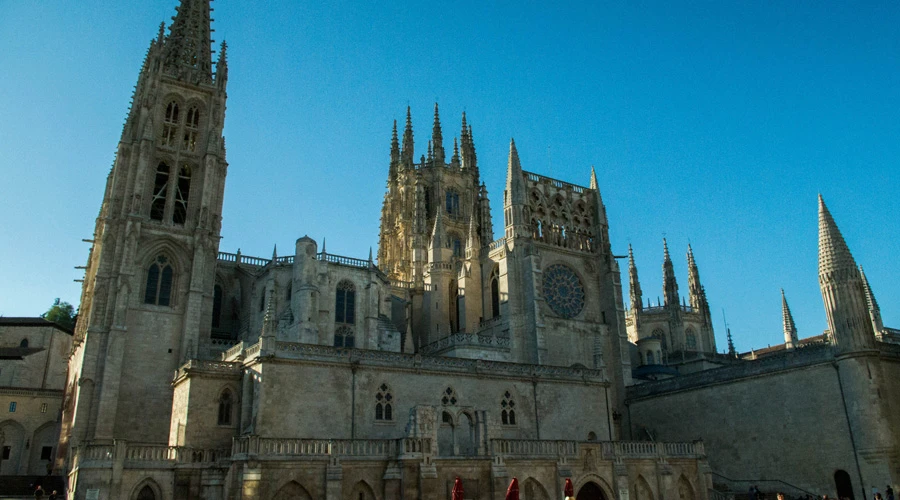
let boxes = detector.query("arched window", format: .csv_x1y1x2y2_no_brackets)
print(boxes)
19,339,28,348
441,387,458,406
212,284,223,329
451,237,462,258
445,189,460,215
375,383,393,421
150,162,170,221
449,280,459,333
685,329,697,350
490,267,500,318
500,390,516,425
334,325,354,348
217,389,233,426
183,107,200,151
172,165,191,225
651,328,668,352
144,255,174,306
136,485,157,500
646,350,655,365
161,101,179,148
335,280,355,324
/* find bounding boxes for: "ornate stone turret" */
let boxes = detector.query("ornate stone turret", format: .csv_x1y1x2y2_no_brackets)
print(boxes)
162,0,215,84
781,289,798,349
628,245,643,313
389,120,400,171
859,266,885,339
432,103,444,164
817,195,875,353
686,245,703,311
401,106,414,167
662,239,680,308
504,139,528,239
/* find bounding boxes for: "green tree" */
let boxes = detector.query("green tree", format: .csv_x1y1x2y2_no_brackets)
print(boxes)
43,298,76,330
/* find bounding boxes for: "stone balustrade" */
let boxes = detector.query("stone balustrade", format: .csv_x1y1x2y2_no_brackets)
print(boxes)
488,439,702,461
490,439,577,457
420,332,511,355
233,437,412,459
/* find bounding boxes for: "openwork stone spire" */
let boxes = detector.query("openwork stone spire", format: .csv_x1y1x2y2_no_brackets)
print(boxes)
432,103,444,164
662,239,679,307
162,0,215,84
818,194,858,279
390,120,400,166
628,244,643,312
401,107,414,166
817,195,875,353
781,289,798,349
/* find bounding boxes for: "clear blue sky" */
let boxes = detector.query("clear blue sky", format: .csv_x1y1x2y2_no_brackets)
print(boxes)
1,1,897,353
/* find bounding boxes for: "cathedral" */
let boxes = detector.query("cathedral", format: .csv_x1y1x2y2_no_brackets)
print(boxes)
19,1,895,499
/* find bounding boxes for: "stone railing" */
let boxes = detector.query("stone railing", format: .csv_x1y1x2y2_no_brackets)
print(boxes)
218,251,271,267
317,252,370,269
73,443,227,470
420,333,511,355
524,171,587,194
488,237,507,251
221,341,246,361
490,439,577,458
233,437,409,459
245,342,261,358
490,440,702,461
176,359,242,379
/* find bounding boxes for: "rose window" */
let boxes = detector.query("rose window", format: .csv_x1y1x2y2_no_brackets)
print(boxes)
542,264,585,319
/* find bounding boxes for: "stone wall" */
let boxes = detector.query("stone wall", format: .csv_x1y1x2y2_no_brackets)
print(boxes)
627,347,856,496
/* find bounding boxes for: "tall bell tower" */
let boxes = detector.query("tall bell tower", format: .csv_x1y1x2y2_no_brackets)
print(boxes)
61,0,228,452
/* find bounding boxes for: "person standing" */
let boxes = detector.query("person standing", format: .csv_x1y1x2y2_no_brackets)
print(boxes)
33,485,44,499
886,486,894,500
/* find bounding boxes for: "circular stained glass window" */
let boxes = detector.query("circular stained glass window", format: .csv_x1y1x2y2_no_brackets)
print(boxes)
542,264,585,319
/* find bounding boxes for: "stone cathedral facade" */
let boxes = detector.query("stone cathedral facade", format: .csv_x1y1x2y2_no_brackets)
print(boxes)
51,1,899,500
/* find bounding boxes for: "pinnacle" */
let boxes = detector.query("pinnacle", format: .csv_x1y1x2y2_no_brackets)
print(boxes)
162,0,215,83
687,244,696,268
860,266,880,312
817,195,857,278
663,238,671,262
589,165,598,191
781,289,797,337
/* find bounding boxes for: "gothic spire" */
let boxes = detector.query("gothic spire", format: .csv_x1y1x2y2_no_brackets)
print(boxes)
860,265,884,336
451,137,460,167
215,40,228,89
390,119,400,166
628,244,643,312
590,165,599,191
401,106,414,166
818,194,858,278
465,215,480,260
781,289,798,349
162,0,215,84
432,103,445,164
686,244,704,310
430,205,447,252
727,328,736,357
817,194,875,353
506,138,525,204
662,238,680,307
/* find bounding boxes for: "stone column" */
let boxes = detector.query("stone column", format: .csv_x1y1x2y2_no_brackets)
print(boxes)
201,468,225,500
241,463,262,499
326,457,343,500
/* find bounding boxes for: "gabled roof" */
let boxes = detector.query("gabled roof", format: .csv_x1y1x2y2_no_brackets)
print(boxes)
0,317,74,335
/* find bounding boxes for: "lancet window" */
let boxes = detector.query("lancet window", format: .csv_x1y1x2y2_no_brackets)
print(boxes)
150,163,170,221
652,328,668,352
172,165,192,225
375,383,393,421
217,389,233,426
445,189,460,215
144,255,174,306
212,284,223,328
685,329,697,350
490,267,500,318
161,101,179,148
500,391,516,425
183,107,200,151
335,280,356,324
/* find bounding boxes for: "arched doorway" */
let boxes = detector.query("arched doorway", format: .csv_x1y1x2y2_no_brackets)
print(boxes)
834,470,854,500
136,486,156,500
272,480,312,500
577,482,607,500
